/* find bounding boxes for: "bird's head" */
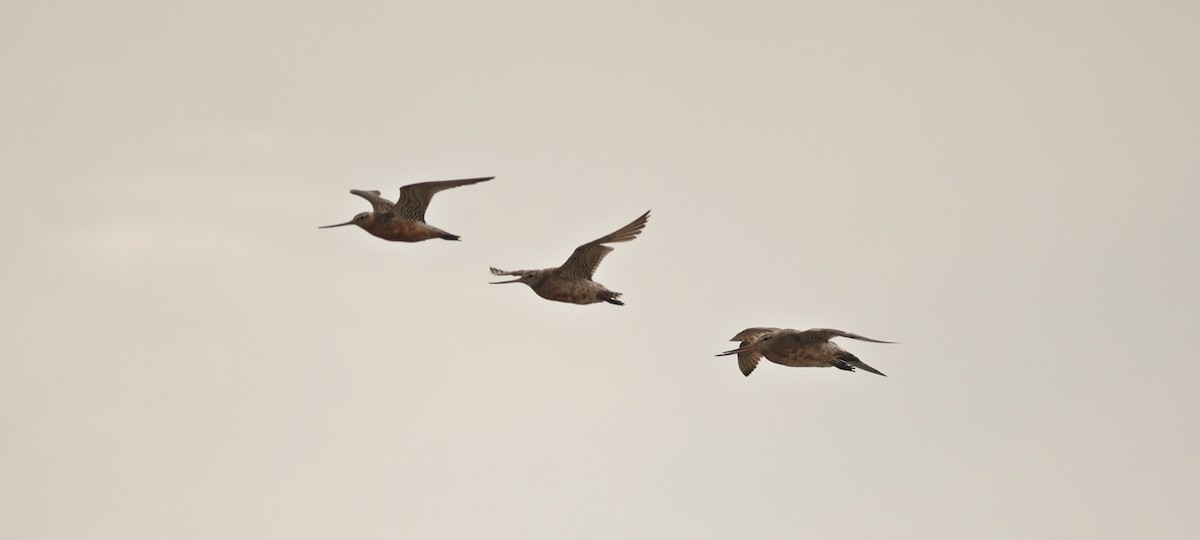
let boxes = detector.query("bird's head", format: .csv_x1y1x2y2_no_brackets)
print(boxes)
716,328,781,356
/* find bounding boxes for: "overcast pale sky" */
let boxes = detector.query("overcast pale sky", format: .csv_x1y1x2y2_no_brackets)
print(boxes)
3,1,1198,538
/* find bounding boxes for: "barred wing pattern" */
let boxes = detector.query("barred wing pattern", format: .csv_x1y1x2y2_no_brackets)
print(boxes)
558,210,650,279
393,177,493,222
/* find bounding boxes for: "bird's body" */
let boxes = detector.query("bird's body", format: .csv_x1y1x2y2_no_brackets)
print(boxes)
347,214,460,242
320,177,493,242
503,271,623,305
717,327,894,377
490,211,650,306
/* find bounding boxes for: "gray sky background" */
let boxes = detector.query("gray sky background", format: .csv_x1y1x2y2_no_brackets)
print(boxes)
3,1,1198,538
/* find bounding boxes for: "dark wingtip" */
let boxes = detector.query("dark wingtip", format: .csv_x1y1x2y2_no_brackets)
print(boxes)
858,364,887,377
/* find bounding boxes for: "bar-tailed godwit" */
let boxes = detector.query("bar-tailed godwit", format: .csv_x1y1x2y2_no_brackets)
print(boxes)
489,210,650,306
320,177,493,242
717,327,894,376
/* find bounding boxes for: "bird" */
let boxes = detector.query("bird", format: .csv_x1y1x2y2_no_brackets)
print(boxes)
716,327,895,377
489,210,650,305
319,177,493,242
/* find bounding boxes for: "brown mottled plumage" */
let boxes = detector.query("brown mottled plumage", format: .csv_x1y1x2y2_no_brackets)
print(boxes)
716,327,895,377
489,210,650,306
320,177,493,242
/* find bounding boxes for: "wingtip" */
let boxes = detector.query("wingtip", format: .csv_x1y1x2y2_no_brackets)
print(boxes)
857,364,888,377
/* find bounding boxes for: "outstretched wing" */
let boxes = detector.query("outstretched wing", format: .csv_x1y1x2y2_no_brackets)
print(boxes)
393,177,493,222
798,328,896,344
730,327,782,343
350,190,395,214
558,210,650,279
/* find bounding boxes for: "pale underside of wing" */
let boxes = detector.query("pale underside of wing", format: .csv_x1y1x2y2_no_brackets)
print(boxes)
557,210,650,279
350,190,395,214
393,177,493,222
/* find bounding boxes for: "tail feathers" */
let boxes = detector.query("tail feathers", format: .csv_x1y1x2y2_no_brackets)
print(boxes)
835,351,886,377
440,233,461,241
603,291,624,306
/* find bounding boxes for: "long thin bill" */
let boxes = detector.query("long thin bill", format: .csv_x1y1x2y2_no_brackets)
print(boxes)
715,343,757,357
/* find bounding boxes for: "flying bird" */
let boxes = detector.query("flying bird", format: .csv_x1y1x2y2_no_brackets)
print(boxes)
489,210,650,306
319,177,493,242
716,327,895,377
